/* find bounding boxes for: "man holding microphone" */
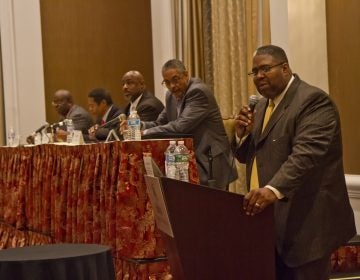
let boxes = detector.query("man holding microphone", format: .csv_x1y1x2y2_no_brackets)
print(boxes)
234,45,355,279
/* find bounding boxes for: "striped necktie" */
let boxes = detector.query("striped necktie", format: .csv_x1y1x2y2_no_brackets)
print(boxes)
250,100,275,190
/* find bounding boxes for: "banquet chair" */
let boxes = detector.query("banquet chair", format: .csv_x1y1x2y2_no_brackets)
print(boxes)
222,117,236,144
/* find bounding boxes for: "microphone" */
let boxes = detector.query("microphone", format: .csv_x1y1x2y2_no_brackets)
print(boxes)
248,95,260,112
51,121,65,128
26,122,50,144
35,122,49,133
234,95,259,137
98,114,127,128
204,145,217,188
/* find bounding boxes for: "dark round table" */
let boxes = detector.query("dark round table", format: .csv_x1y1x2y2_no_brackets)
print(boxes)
0,243,115,280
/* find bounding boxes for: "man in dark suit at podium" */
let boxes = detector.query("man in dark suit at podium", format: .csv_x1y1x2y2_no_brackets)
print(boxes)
234,45,355,279
142,59,237,189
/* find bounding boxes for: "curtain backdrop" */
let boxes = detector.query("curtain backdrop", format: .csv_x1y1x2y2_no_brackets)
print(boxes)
172,0,270,193
209,0,271,193
211,0,270,118
173,0,205,80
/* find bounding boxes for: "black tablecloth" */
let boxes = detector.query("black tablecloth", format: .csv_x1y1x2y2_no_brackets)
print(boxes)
0,243,115,280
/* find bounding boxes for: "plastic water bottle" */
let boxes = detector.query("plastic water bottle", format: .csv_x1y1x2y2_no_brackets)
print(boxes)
7,126,15,147
66,119,74,143
127,110,141,141
174,140,189,182
34,133,42,145
164,140,177,179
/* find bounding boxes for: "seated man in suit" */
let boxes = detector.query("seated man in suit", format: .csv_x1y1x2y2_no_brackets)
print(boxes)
87,88,123,141
121,70,164,121
140,59,237,190
52,89,94,142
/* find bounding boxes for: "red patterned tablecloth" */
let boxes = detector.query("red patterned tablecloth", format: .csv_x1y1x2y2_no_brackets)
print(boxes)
0,139,199,279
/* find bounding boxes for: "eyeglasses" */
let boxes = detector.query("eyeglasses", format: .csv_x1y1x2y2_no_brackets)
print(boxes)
51,100,65,107
161,75,183,88
248,62,286,77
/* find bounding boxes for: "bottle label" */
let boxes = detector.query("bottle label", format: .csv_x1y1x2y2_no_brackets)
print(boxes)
175,154,189,162
128,119,140,126
166,154,175,162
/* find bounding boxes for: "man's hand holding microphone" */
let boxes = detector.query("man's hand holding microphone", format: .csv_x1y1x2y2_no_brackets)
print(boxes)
234,95,278,216
234,95,259,139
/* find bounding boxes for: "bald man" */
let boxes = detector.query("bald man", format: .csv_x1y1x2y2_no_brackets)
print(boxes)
52,89,93,141
121,70,164,121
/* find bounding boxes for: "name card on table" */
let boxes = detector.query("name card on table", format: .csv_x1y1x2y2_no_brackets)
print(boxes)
143,153,163,177
144,175,174,237
71,130,84,145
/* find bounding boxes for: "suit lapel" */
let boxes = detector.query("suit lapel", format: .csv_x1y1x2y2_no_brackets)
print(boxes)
253,99,267,146
166,93,179,121
259,102,286,143
168,78,193,120
256,75,301,145
124,103,131,116
176,78,193,117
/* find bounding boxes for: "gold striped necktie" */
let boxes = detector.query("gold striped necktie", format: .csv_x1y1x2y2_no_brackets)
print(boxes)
250,100,275,190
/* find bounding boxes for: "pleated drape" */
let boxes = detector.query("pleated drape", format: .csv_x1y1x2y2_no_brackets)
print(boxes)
0,140,199,279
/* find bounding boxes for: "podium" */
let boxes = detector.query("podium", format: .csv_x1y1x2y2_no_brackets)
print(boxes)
145,176,275,280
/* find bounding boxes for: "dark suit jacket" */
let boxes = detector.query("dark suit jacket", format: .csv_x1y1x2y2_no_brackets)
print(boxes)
235,74,355,267
144,78,237,189
124,91,164,121
94,105,123,141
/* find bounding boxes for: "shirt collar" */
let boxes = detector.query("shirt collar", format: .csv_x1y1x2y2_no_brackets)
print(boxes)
272,75,295,111
130,93,143,112
102,105,113,122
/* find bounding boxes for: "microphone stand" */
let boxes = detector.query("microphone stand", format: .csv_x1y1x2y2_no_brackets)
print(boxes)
206,146,217,188
40,125,51,143
105,129,120,142
98,114,126,129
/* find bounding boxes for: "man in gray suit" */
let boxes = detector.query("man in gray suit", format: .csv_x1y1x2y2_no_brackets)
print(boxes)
234,45,355,279
52,89,93,142
142,59,237,189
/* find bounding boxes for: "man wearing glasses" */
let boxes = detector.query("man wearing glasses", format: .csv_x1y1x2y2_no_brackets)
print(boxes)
234,45,355,279
142,59,238,190
52,89,93,142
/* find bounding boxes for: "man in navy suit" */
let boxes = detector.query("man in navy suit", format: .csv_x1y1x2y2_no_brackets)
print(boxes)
234,45,355,279
87,88,123,141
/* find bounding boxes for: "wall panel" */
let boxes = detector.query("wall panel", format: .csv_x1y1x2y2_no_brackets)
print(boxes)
326,0,360,174
40,0,154,123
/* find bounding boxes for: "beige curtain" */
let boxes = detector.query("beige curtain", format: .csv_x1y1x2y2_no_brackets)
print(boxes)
212,0,270,117
0,46,5,146
172,0,270,193
173,0,205,80
211,0,271,193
